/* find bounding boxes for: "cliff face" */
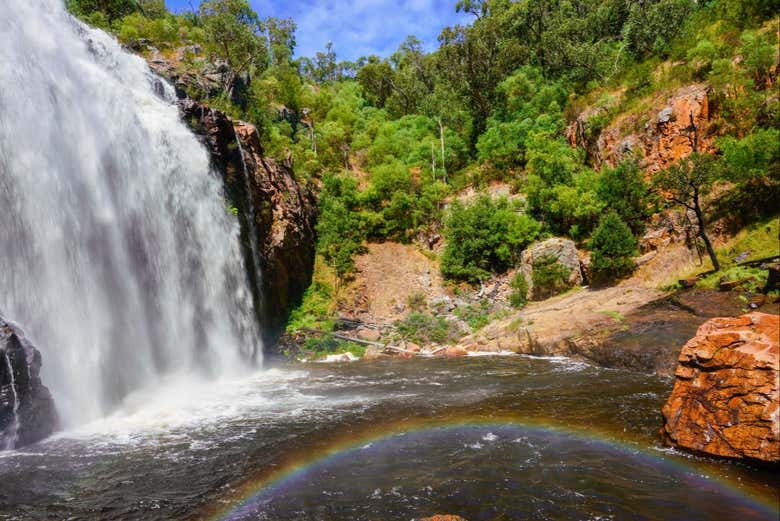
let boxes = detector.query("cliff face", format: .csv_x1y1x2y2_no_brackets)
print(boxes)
566,84,715,173
145,48,318,350
0,317,58,449
178,99,317,349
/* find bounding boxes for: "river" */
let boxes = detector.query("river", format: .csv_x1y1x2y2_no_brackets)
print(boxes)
1,355,777,520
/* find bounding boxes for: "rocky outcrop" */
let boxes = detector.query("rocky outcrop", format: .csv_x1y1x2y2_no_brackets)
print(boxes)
179,99,317,348
519,238,583,300
457,287,757,374
0,317,57,449
661,313,779,463
567,84,715,172
145,49,318,350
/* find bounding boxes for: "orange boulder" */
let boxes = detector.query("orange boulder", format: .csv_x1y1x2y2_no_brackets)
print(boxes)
661,313,779,463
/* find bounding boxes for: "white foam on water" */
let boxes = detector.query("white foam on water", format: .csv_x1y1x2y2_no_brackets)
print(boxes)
0,0,261,427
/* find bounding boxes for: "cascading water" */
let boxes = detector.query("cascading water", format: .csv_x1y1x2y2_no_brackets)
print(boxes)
0,351,20,449
0,0,261,426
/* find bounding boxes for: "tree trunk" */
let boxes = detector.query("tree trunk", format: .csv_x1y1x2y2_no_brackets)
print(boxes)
438,118,446,184
693,194,720,272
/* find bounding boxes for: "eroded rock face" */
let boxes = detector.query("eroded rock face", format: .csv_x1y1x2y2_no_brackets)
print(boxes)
567,84,715,172
520,238,583,300
661,313,779,463
178,99,317,348
0,317,58,449
145,50,318,350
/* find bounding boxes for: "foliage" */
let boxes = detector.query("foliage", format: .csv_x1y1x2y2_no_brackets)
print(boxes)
316,173,366,280
199,0,265,94
454,301,492,331
696,266,769,294
531,254,573,300
588,212,638,283
395,313,463,345
509,272,528,308
301,336,367,359
73,0,780,311
441,196,541,282
524,133,603,237
597,159,653,235
285,257,338,333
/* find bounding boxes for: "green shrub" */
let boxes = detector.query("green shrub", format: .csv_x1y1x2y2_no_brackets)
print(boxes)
441,196,541,282
395,313,463,345
597,159,653,235
589,212,638,284
407,291,427,311
454,301,491,331
531,254,572,300
697,266,769,293
301,336,367,359
509,273,528,308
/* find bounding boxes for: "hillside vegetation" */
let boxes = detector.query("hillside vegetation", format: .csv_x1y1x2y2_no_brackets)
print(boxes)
68,0,779,352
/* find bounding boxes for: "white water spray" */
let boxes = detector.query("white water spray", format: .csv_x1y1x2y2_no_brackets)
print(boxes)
0,0,261,426
1,351,20,450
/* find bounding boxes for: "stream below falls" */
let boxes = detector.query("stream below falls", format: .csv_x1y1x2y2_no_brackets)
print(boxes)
0,355,778,520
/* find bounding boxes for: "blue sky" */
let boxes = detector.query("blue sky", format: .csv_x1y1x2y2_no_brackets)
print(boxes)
164,0,471,61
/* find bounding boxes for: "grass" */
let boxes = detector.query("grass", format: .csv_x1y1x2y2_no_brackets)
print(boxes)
659,216,779,291
600,310,625,322
454,301,492,331
300,336,367,360
286,256,339,334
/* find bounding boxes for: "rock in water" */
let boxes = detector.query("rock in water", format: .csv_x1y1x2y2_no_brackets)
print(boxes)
0,317,57,449
661,313,779,463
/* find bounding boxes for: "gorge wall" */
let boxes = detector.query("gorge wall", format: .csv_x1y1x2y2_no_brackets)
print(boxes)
566,83,715,172
175,98,318,348
147,52,318,348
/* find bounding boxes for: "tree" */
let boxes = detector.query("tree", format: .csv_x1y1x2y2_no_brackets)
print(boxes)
441,196,541,282
316,174,366,283
597,159,652,235
653,154,721,271
200,0,263,96
589,212,638,283
356,56,394,107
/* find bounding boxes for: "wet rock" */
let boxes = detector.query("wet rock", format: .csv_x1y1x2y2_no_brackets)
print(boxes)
0,317,58,449
445,346,468,357
357,328,381,342
405,342,421,353
363,346,389,361
661,313,779,463
146,53,317,351
177,99,317,350
520,238,583,300
317,352,358,363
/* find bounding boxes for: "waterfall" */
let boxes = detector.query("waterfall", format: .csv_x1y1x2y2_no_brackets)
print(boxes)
0,0,261,426
1,351,20,449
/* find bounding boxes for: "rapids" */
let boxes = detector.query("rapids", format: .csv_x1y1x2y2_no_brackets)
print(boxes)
0,357,777,520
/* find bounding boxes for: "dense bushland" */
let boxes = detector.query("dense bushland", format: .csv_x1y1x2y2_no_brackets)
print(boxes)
70,0,779,295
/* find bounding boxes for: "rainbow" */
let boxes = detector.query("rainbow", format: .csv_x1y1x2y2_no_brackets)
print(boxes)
204,416,780,520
